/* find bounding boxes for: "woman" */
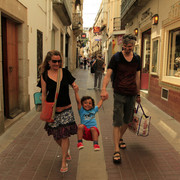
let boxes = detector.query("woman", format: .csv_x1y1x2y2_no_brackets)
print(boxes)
39,50,78,173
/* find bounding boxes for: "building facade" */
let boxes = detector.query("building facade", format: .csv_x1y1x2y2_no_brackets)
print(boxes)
0,0,83,134
121,0,180,122
89,0,125,71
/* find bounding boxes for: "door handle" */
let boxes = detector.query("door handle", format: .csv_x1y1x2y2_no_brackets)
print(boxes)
9,66,13,72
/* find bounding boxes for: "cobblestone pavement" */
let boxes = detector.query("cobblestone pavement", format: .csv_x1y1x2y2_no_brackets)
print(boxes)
0,68,180,180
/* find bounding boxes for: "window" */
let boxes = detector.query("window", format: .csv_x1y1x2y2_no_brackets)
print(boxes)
167,28,180,77
37,30,43,79
61,33,64,54
151,39,159,73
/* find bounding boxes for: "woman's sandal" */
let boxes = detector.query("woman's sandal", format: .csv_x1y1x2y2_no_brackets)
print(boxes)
113,152,121,164
66,154,72,161
119,138,126,149
60,163,68,173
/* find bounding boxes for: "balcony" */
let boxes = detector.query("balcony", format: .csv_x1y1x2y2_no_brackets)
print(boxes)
121,0,150,29
53,0,72,26
113,17,121,31
72,13,83,36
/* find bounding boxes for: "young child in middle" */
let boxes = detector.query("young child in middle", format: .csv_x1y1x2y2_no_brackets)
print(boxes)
74,87,104,151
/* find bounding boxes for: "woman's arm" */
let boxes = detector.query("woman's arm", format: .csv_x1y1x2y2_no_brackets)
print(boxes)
74,88,81,110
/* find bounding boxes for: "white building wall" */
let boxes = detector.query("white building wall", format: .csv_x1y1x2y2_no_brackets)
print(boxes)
18,0,67,109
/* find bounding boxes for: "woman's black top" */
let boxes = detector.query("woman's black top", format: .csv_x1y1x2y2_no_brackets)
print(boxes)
42,68,75,107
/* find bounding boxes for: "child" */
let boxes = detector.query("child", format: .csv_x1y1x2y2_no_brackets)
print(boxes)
74,87,104,151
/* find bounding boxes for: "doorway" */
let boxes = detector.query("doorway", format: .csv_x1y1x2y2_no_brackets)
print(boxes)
1,16,21,118
141,29,151,90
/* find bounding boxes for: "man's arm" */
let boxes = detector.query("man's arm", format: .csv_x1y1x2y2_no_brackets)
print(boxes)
136,70,141,104
100,68,113,100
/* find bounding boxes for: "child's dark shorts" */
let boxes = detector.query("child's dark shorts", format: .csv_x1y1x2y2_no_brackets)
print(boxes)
83,125,100,141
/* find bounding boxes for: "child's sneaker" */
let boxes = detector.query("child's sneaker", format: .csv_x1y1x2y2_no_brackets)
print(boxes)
94,144,100,151
77,142,84,150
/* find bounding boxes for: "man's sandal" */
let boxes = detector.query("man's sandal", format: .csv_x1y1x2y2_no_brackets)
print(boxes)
113,152,121,164
119,138,126,149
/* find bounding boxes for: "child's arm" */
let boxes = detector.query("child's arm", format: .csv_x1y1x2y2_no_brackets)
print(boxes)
74,88,81,110
97,99,104,109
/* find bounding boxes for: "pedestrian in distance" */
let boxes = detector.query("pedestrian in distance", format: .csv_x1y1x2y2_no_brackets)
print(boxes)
92,54,105,90
90,56,96,74
100,34,141,164
73,86,104,151
39,50,78,173
83,57,87,69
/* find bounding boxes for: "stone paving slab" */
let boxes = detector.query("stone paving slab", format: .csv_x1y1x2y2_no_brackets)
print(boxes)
0,68,180,180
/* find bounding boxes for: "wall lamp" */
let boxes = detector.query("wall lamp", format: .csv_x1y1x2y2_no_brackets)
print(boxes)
134,28,138,36
152,14,159,25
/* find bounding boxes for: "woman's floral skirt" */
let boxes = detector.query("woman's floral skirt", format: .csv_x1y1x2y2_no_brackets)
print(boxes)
44,107,77,140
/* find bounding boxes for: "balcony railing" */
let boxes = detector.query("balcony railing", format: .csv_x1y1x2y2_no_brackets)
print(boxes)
113,17,121,31
121,0,150,29
72,13,83,36
72,13,82,29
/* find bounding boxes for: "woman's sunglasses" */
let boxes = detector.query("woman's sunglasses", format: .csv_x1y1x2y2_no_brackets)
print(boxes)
52,59,62,63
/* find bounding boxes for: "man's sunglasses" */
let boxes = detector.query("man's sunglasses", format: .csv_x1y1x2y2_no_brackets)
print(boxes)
52,60,62,63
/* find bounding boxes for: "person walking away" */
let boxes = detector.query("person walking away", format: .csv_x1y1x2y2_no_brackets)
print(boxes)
83,57,87,69
39,50,78,173
73,86,104,151
100,34,141,164
92,54,105,89
90,56,96,74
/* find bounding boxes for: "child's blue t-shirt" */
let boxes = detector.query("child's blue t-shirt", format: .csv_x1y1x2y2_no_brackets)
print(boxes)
79,106,99,128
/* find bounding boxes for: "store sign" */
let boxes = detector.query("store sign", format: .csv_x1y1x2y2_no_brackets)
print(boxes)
94,35,102,41
117,35,124,45
81,33,86,39
93,27,100,33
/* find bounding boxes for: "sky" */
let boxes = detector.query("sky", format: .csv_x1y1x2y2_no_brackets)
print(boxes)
83,0,102,28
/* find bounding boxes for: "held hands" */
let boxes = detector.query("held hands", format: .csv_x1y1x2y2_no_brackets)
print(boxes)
100,89,109,101
72,83,79,92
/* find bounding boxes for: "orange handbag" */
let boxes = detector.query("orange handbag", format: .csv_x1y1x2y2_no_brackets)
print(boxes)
40,68,62,123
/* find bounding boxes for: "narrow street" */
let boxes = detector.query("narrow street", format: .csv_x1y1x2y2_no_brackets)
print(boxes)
0,68,180,180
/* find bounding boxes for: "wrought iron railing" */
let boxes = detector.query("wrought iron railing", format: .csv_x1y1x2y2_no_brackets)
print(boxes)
113,17,121,31
72,13,82,30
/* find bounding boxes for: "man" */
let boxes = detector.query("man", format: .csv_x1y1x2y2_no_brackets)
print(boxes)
92,54,105,89
100,34,141,163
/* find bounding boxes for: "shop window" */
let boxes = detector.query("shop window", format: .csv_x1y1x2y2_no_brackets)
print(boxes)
151,39,159,73
167,28,180,77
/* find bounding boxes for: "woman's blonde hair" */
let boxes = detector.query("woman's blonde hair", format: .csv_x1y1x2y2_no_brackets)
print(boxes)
39,50,63,75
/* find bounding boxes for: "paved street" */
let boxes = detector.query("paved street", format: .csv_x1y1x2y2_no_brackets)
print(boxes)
0,68,180,180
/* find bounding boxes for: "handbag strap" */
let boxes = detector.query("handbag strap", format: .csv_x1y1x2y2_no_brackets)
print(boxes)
51,68,62,119
136,103,149,118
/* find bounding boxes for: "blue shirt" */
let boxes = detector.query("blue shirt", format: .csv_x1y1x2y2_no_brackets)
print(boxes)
79,106,99,128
